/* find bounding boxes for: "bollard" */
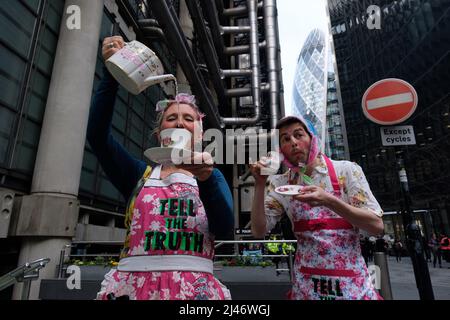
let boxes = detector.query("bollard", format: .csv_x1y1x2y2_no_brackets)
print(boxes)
374,252,393,300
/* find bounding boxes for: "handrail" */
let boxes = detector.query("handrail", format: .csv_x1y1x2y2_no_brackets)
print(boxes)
214,239,297,249
0,258,50,300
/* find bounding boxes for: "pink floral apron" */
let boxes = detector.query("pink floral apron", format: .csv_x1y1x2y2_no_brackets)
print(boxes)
288,156,382,300
97,166,231,300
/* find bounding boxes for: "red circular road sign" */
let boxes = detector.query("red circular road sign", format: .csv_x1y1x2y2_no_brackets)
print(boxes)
362,78,418,125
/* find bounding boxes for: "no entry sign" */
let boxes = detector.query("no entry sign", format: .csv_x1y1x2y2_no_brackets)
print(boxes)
362,78,418,125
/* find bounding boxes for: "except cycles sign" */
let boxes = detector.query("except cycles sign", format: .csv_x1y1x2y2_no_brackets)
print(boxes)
362,78,418,125
380,126,416,146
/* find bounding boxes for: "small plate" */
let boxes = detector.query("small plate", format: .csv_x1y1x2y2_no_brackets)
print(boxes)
144,147,192,165
274,185,304,196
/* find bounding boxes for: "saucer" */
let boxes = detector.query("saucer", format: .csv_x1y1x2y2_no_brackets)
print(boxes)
274,185,304,196
144,147,192,165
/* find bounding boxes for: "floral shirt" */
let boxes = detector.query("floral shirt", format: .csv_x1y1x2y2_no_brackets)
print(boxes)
264,155,383,232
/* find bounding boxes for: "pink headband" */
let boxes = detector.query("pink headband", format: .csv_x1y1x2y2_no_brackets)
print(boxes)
155,93,205,120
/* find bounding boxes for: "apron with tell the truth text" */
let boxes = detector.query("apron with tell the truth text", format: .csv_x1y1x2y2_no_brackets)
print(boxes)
288,156,382,300
97,165,230,300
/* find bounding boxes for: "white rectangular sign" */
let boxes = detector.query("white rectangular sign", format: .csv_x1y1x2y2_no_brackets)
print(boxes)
380,126,416,146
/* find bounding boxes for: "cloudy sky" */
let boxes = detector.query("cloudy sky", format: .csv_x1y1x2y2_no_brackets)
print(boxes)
277,0,329,115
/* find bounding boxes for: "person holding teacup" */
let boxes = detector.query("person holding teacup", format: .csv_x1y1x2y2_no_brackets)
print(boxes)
249,116,384,300
87,36,233,300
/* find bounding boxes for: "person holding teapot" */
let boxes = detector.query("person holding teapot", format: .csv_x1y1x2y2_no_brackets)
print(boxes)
87,36,234,300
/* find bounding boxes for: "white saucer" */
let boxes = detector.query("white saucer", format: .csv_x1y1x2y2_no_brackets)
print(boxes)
274,185,304,196
144,147,192,165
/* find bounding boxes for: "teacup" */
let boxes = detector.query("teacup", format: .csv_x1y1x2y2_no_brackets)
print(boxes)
105,40,176,95
160,128,192,151
260,151,283,175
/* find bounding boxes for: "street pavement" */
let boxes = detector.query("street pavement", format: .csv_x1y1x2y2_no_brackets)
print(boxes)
380,255,450,300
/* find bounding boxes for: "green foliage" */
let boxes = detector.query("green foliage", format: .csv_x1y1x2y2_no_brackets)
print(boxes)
220,258,273,268
69,256,118,267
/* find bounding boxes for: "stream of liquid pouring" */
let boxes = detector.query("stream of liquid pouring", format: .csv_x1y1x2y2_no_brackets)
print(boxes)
173,78,179,97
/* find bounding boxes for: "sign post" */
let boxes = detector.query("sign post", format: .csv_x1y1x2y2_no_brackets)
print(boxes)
362,78,434,300
396,156,434,300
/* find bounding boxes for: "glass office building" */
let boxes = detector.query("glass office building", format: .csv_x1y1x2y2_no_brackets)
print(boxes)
325,72,347,160
328,0,450,238
293,29,347,159
292,29,328,144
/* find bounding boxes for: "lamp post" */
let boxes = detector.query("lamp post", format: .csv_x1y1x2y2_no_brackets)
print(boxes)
397,156,434,300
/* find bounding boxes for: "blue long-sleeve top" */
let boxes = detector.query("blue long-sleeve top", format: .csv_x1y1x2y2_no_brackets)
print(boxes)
86,67,234,238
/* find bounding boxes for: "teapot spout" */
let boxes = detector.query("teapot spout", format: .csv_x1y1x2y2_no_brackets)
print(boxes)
144,74,176,87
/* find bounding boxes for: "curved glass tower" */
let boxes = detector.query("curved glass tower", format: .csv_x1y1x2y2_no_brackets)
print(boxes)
292,29,328,143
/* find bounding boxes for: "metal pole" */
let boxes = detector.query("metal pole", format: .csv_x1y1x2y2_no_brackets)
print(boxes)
373,252,393,300
288,250,294,281
21,280,31,300
397,156,434,300
57,249,65,278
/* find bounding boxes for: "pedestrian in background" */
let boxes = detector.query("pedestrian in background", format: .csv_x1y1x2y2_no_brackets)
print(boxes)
429,233,442,268
394,239,403,262
423,236,431,262
375,235,388,253
266,234,283,275
440,234,450,264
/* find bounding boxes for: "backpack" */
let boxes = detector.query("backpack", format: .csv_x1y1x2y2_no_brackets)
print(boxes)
120,166,153,259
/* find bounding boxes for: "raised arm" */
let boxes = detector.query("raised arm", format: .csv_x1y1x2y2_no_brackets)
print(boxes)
249,158,287,238
251,182,268,238
249,160,270,238
86,37,146,201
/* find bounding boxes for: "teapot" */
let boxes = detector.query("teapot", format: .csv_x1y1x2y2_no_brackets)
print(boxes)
105,40,175,95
